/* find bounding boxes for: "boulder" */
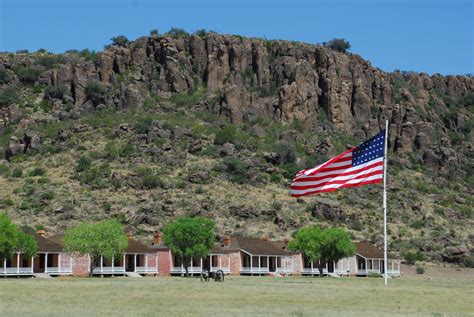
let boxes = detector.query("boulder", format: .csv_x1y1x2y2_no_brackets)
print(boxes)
219,142,235,156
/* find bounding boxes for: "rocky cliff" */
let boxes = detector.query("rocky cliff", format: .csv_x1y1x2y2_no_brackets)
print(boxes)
0,32,472,266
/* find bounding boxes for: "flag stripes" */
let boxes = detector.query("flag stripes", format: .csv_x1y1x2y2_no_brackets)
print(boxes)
290,130,386,197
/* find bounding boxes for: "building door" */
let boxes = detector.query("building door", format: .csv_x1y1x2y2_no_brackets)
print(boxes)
327,260,334,273
126,254,135,272
269,257,276,272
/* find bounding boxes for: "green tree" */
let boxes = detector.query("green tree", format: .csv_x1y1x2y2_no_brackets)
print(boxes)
167,27,189,38
325,38,351,53
163,217,215,276
85,80,107,106
0,213,37,262
110,35,129,47
150,29,159,36
288,226,355,276
63,219,128,277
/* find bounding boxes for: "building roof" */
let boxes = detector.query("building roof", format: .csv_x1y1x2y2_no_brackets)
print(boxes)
126,237,154,254
356,241,397,259
213,237,291,256
50,233,154,254
32,233,63,253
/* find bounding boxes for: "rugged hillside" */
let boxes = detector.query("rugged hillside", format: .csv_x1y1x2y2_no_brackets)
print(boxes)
0,31,472,266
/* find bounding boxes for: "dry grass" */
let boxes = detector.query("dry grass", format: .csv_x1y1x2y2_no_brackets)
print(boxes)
0,275,472,316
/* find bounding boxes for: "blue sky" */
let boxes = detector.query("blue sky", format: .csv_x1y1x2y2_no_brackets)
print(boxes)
0,0,472,75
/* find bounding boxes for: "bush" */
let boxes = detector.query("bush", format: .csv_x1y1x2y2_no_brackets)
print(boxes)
0,67,10,84
0,164,9,177
135,116,153,134
0,87,20,108
194,29,207,37
167,27,189,38
85,81,107,105
150,29,159,36
463,256,474,268
324,38,351,53
29,167,45,177
141,175,161,189
223,157,249,184
11,167,23,178
12,65,41,84
110,35,129,47
44,85,67,100
416,266,425,274
214,125,237,145
403,250,425,265
75,156,92,172
170,87,207,108
119,143,136,158
35,55,67,68
40,191,55,200
273,141,296,164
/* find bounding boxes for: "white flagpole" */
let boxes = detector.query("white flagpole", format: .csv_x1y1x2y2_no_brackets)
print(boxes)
383,120,389,285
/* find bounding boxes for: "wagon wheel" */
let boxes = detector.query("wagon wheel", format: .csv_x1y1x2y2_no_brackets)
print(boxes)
200,269,210,282
214,269,224,282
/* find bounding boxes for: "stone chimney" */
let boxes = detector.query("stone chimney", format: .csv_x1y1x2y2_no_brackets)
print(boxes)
153,232,162,244
223,236,231,246
36,230,46,237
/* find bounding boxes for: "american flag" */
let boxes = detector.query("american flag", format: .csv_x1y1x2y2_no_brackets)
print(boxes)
291,130,386,197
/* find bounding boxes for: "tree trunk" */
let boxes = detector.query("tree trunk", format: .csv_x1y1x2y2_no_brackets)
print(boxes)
89,256,95,277
319,260,325,277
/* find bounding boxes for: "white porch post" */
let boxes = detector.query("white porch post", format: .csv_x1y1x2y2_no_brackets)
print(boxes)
190,257,193,273
267,257,270,272
228,254,230,271
145,254,148,272
155,254,158,272
219,255,222,269
365,259,368,275
134,254,137,272
69,255,72,273
123,254,126,272
258,256,261,272
3,258,6,274
100,256,103,273
310,260,313,273
58,254,61,274
31,256,34,273
16,253,20,274
45,253,48,273
111,255,114,273
199,258,203,272
250,256,253,275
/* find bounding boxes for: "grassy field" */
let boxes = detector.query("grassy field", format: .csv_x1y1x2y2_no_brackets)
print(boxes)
0,275,472,317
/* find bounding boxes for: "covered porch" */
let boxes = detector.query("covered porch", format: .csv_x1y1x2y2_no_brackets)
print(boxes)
92,253,158,275
240,252,293,275
1,252,73,277
301,256,352,276
356,255,400,276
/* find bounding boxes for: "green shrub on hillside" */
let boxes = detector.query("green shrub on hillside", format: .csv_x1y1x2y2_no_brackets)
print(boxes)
141,175,161,189
0,67,10,84
223,157,249,184
0,87,20,108
44,85,67,100
12,65,41,84
76,156,92,172
29,167,45,177
0,164,9,177
135,116,153,134
403,250,425,265
11,167,23,178
85,81,107,105
214,125,237,145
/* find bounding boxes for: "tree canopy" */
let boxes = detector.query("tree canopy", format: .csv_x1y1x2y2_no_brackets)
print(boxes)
63,219,128,277
0,213,37,261
288,226,355,276
163,217,215,276
325,38,351,53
